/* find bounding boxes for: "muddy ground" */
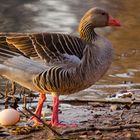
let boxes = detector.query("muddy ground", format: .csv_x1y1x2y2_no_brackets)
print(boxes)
1,99,140,140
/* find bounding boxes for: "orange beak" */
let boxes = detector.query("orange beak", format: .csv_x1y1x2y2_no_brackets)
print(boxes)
108,16,121,26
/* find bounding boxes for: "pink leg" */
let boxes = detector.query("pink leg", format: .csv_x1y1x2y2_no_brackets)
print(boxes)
50,96,59,126
30,93,46,124
50,95,77,127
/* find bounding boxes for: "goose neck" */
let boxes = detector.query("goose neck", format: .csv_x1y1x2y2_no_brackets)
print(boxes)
79,20,97,42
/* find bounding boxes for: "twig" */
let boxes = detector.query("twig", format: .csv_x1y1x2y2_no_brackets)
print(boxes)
5,81,9,109
24,107,61,137
17,108,29,118
127,89,140,92
11,81,16,96
119,110,124,121
60,98,140,104
24,96,27,109
62,123,140,135
19,87,25,99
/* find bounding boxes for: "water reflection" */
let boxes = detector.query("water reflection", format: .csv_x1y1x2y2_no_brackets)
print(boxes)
106,0,140,89
0,0,139,99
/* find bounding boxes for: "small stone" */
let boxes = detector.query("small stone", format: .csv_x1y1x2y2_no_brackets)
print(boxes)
110,105,119,111
91,111,93,113
123,104,131,110
94,114,101,118
95,130,102,135
126,132,131,138
79,135,87,139
81,131,88,135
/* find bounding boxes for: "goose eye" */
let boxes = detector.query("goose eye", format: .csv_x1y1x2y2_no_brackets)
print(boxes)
101,12,105,15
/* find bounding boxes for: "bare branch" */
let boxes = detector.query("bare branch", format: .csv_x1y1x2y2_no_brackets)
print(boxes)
62,124,140,135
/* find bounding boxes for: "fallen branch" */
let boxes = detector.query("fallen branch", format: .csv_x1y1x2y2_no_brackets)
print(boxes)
62,123,140,135
60,98,140,104
24,107,62,137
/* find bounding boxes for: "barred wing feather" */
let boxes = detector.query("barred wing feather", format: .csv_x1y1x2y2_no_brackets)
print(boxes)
0,33,86,65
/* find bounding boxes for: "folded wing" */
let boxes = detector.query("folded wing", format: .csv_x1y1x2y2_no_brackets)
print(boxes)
0,33,86,66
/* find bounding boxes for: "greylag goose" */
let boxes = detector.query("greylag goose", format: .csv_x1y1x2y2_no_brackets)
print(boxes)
0,7,120,127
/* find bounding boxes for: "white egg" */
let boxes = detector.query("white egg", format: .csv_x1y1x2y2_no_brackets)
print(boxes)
0,108,20,126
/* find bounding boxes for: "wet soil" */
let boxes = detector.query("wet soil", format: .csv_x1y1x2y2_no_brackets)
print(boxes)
1,101,140,140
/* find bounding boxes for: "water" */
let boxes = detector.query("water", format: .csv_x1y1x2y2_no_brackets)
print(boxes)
0,0,139,100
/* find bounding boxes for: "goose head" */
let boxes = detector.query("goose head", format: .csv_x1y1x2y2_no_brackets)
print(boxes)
79,7,121,41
